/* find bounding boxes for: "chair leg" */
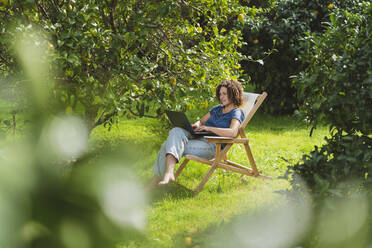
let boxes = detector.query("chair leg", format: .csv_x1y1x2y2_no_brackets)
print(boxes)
175,158,189,179
244,143,259,176
194,144,224,195
194,163,218,195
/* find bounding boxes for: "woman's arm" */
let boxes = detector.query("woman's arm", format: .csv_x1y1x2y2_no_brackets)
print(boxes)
195,118,241,138
192,112,210,128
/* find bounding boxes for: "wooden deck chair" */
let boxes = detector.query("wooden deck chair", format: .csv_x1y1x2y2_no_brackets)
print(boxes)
174,92,271,195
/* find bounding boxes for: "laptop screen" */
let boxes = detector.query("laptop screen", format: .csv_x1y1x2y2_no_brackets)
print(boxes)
165,111,214,136
165,111,194,133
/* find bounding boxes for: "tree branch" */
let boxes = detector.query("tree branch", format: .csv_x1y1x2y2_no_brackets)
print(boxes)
35,0,50,21
127,107,158,118
0,52,10,65
59,0,65,8
177,0,203,13
100,5,109,30
94,110,117,127
109,0,118,33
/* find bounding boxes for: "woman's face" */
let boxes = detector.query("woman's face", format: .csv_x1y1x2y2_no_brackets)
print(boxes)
219,86,232,106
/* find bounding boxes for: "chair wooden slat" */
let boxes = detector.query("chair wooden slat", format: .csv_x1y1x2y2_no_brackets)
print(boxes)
185,156,272,179
204,136,248,144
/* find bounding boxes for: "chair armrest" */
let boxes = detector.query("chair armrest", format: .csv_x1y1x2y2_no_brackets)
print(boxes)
204,136,248,144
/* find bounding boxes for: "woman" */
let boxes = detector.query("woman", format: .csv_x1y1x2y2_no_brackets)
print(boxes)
148,80,245,187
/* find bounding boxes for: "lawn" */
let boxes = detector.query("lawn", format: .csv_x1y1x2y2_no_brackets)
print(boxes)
90,113,329,248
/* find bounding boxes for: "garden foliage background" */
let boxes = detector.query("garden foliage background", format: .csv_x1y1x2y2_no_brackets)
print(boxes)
0,0,371,247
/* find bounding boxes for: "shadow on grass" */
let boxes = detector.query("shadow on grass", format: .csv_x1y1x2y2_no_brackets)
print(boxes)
148,182,194,203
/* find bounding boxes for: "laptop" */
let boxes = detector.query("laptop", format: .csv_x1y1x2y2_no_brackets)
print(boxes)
165,110,215,137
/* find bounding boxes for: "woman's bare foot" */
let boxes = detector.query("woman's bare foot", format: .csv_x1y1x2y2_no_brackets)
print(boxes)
158,173,175,185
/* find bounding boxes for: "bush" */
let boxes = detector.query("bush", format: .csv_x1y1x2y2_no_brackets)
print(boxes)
282,2,372,245
285,0,371,199
285,133,372,247
294,1,372,135
285,134,372,200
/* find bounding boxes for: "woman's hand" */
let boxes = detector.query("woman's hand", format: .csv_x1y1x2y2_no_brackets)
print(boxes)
192,121,201,129
195,119,241,137
192,112,210,130
194,125,210,132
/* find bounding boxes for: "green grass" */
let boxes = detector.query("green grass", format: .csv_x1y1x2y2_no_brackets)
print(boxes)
90,114,329,248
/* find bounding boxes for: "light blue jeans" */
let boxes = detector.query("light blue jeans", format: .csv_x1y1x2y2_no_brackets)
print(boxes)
152,127,216,178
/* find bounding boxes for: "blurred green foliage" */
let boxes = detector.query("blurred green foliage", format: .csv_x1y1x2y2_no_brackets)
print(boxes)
0,134,148,248
0,2,150,246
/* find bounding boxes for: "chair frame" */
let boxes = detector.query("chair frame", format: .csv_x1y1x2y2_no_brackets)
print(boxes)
174,92,271,195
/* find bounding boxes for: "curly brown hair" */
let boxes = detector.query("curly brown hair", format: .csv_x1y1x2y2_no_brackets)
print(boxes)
216,80,244,107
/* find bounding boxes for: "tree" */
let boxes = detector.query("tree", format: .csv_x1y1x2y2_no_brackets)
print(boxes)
0,0,247,132
286,0,372,202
